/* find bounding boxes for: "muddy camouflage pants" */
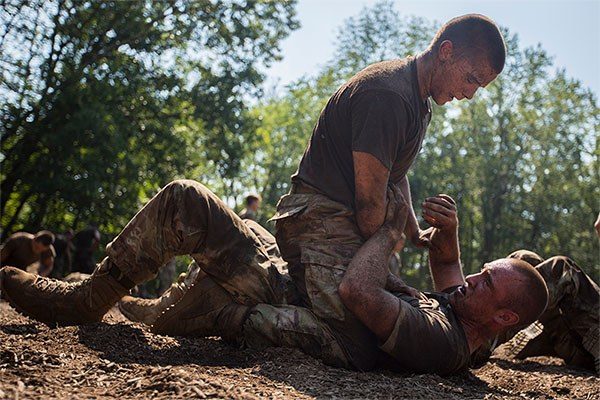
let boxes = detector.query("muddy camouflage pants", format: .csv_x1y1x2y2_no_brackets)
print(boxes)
272,188,380,371
474,250,599,373
104,180,348,367
105,179,288,305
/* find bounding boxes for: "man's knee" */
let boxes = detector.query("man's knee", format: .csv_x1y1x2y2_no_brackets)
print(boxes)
162,179,221,212
507,249,545,267
536,255,598,309
540,256,582,279
545,255,574,267
163,179,208,197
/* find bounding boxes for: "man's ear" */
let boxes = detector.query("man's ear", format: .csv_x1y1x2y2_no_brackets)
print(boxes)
493,309,519,327
438,40,454,62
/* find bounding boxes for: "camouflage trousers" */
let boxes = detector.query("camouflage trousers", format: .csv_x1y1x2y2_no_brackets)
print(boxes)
104,179,349,367
272,185,380,371
105,179,288,305
475,250,599,373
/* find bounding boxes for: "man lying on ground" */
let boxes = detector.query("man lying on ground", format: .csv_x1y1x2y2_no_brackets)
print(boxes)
339,190,598,374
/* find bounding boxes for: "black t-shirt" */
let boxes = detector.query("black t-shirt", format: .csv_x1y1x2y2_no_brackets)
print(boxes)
292,57,431,208
379,289,471,375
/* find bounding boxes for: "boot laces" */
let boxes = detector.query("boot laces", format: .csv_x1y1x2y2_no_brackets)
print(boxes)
34,276,80,296
128,297,159,308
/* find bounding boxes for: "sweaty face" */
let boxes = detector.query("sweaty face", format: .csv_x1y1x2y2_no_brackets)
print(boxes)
449,259,521,326
430,53,498,106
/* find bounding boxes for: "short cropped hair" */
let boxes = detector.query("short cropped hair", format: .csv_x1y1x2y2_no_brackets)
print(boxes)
501,259,549,328
429,14,506,73
245,194,261,206
34,230,55,246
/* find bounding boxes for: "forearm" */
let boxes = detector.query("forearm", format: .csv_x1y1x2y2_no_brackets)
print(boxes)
340,226,400,339
428,228,464,291
429,259,464,292
419,194,466,291
356,201,386,239
429,227,460,265
386,272,408,292
345,227,397,290
398,177,419,237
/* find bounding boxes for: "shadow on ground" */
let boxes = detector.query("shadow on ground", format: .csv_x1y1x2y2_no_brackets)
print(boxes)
1,302,598,400
490,357,595,378
75,320,499,399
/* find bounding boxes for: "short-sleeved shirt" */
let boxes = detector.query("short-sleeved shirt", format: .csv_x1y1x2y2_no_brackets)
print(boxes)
0,232,55,270
380,290,471,375
292,57,431,208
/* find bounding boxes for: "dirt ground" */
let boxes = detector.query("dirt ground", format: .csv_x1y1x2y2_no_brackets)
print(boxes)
0,301,597,399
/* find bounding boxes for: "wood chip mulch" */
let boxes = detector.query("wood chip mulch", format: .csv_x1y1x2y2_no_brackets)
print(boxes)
1,301,598,399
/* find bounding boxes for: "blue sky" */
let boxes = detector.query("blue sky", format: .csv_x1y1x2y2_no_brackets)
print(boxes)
265,0,600,96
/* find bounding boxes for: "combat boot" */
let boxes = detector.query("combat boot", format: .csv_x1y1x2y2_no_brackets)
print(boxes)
0,258,132,326
118,296,164,325
118,284,187,326
151,272,250,342
119,261,204,325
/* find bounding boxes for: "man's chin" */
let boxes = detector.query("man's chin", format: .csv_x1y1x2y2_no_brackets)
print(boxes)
431,93,451,106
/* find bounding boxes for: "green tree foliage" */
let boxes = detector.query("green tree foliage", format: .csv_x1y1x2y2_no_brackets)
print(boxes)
331,0,435,79
244,1,599,286
1,0,298,236
235,73,338,222
1,0,597,288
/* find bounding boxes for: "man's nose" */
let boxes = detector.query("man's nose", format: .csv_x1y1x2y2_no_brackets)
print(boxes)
465,273,481,286
464,274,475,285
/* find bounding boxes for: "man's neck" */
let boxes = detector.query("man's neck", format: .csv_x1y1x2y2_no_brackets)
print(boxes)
415,51,434,101
457,316,491,353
